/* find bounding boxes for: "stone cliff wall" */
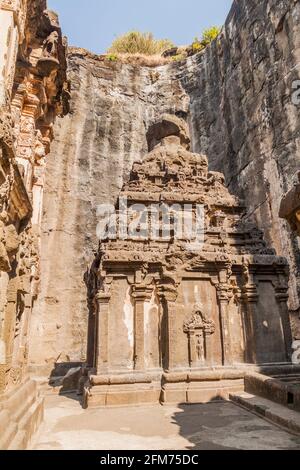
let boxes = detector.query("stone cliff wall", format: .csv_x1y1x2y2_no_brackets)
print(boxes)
30,0,300,374
184,0,300,312
29,49,189,374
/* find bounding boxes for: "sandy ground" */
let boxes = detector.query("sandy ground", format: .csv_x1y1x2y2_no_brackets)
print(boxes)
31,394,300,450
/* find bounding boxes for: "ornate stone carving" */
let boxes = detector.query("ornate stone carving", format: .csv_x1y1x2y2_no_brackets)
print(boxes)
0,109,14,151
43,31,59,59
184,304,215,366
184,304,216,335
85,115,292,407
37,31,60,76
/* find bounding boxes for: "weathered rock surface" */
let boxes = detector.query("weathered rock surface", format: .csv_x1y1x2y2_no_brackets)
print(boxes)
29,49,189,375
184,0,300,313
29,0,300,372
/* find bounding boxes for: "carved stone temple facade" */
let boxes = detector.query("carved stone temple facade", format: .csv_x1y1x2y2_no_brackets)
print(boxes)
84,116,293,407
0,0,68,449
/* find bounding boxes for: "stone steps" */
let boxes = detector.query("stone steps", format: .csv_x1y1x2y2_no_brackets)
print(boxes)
8,398,44,450
0,379,44,450
0,410,18,450
230,392,300,435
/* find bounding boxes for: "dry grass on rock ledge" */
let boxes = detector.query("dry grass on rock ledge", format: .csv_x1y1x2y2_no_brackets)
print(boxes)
68,47,185,67
105,52,173,67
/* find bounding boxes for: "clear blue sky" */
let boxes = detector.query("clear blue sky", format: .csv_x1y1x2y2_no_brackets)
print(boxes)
48,0,233,54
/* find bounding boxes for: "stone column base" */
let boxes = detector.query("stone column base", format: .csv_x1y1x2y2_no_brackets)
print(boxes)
0,378,44,450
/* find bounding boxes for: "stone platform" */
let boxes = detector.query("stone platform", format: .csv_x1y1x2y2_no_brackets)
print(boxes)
84,365,300,408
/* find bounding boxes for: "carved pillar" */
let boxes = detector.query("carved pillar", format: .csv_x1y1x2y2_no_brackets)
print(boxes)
95,291,111,374
132,284,153,371
86,295,96,368
204,330,214,366
241,267,258,364
19,291,31,378
216,270,233,365
16,90,41,192
275,272,293,362
157,285,178,372
3,277,18,371
0,275,19,393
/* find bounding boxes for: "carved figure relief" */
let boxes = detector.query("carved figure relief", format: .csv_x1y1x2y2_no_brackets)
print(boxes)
184,304,216,366
42,31,59,59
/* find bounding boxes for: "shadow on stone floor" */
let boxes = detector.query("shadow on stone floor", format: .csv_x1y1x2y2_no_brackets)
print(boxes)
170,398,238,450
47,362,86,406
171,398,300,450
58,391,83,404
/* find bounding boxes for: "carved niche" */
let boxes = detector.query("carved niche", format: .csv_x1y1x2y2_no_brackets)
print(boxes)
183,304,216,367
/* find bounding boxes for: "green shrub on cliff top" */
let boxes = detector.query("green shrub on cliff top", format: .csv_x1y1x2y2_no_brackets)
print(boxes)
108,31,174,55
192,26,221,51
106,53,118,62
200,26,221,46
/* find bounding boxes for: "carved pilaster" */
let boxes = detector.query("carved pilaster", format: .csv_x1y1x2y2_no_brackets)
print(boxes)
3,277,19,371
216,283,233,365
95,290,111,374
241,265,259,364
275,274,293,362
157,283,178,372
131,284,153,371
216,266,233,365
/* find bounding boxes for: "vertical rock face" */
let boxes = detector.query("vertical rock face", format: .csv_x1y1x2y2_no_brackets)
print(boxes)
184,0,300,313
30,0,300,373
29,49,189,374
